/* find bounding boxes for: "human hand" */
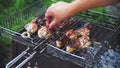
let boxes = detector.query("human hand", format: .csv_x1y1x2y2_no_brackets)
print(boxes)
45,2,71,29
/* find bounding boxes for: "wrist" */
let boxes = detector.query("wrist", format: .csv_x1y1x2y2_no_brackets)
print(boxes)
65,0,84,18
70,0,85,13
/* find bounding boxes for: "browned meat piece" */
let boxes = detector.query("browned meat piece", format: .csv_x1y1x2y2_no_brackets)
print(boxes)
25,22,38,34
65,29,77,42
66,29,74,37
65,26,90,42
75,35,91,49
56,40,63,48
75,27,90,36
38,26,53,39
66,45,76,53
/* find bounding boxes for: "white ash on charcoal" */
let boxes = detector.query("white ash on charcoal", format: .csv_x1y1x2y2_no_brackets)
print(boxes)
94,49,120,68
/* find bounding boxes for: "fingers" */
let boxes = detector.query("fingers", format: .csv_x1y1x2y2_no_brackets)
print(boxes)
45,11,57,29
45,6,54,23
49,18,57,29
45,9,52,27
45,3,57,29
46,16,54,28
45,11,52,21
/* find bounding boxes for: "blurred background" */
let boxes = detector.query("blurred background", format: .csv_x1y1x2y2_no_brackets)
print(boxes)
0,0,119,67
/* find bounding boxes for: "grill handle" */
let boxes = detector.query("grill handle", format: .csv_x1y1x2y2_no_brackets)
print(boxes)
16,52,36,68
6,44,49,68
6,48,29,68
16,45,49,68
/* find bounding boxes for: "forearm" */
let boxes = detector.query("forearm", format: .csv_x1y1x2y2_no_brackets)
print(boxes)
67,0,120,17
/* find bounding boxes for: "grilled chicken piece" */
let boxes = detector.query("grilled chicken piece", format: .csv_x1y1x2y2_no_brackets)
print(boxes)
65,27,90,42
75,35,91,49
56,40,63,48
66,45,76,53
66,29,74,36
25,22,38,34
66,29,77,42
56,34,69,48
38,26,52,39
75,27,90,36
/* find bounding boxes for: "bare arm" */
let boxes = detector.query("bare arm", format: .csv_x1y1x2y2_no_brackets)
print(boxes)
45,0,120,29
67,0,120,17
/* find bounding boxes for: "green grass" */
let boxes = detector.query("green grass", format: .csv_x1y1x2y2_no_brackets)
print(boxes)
43,0,72,7
92,7,106,13
0,36,12,45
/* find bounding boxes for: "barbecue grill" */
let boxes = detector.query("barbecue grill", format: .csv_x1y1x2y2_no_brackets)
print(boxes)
0,0,120,68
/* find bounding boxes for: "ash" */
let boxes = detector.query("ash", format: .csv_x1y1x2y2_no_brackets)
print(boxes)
94,49,120,68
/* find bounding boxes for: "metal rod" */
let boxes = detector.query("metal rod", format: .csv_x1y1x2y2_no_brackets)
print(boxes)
34,39,48,50
6,48,29,68
16,52,36,68
39,45,49,53
105,25,120,41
